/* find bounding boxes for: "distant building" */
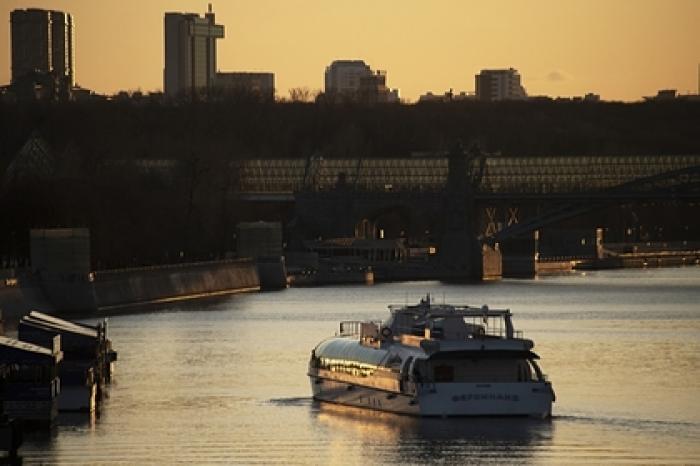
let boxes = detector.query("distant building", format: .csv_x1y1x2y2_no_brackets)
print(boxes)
475,68,527,101
324,60,399,103
325,60,371,95
10,8,74,99
650,89,677,101
358,70,400,103
528,95,554,102
215,72,275,100
164,5,224,96
9,71,67,101
643,89,700,102
71,86,103,102
418,90,475,103
534,93,600,103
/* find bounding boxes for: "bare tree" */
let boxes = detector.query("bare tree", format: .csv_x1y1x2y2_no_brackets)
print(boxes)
288,87,313,103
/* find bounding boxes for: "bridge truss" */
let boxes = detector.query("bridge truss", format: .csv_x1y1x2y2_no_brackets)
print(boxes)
491,164,700,241
233,155,700,195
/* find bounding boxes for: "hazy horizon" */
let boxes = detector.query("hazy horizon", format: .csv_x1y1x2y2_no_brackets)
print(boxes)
1,0,699,101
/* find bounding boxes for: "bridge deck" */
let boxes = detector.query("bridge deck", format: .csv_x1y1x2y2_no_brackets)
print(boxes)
233,155,700,194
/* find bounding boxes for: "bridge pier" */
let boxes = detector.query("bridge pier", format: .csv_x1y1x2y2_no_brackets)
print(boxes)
481,243,502,280
500,232,538,278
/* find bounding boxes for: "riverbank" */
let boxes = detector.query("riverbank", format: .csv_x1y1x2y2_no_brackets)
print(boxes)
0,258,261,320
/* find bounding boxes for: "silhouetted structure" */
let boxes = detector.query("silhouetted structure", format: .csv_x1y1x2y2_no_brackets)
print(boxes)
164,4,224,96
418,90,475,103
642,89,700,102
2,131,54,188
650,89,678,101
215,72,275,100
1,100,699,272
324,60,399,103
10,8,74,100
475,68,527,101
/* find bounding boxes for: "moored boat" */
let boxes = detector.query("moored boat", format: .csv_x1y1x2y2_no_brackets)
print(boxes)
308,295,555,417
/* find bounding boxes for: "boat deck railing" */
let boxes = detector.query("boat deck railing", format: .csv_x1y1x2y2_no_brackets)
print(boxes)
338,315,524,340
336,317,523,339
338,321,361,336
391,324,524,340
338,321,383,337
461,315,523,339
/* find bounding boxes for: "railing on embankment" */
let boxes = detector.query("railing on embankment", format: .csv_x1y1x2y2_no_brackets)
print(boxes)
577,241,700,269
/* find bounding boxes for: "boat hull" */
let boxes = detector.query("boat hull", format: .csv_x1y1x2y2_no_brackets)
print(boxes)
310,375,553,417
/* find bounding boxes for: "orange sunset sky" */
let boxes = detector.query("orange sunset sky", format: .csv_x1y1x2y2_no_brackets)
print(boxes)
1,0,699,101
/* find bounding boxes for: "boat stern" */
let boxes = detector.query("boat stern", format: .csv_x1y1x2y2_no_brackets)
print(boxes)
416,381,554,417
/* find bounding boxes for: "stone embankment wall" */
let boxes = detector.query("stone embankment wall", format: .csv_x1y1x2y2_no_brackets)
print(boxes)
0,260,260,317
92,259,260,310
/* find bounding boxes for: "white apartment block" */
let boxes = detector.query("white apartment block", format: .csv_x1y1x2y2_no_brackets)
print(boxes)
475,68,527,101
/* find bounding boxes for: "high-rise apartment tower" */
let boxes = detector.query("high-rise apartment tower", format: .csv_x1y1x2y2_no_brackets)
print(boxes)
164,4,224,96
11,8,74,86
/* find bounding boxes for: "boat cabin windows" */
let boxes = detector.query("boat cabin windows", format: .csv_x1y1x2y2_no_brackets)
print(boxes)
317,357,377,377
311,338,390,378
423,358,541,383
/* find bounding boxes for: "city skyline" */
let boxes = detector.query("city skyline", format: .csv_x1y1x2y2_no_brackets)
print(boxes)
1,0,699,101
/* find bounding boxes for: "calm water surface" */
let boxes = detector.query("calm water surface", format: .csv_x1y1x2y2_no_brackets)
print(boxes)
20,267,700,464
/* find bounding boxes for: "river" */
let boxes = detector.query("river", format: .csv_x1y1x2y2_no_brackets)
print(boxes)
19,267,700,464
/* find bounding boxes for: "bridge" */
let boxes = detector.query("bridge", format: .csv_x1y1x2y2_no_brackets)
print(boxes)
233,154,700,197
229,153,700,279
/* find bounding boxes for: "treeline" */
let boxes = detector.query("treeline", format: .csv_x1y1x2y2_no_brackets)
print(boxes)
1,98,699,269
2,98,700,166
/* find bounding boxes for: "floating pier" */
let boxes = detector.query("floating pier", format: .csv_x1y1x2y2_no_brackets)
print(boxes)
0,309,117,436
18,311,116,413
0,335,62,426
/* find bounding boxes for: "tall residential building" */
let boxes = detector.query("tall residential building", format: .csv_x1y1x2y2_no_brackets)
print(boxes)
10,8,74,86
164,5,224,96
325,60,372,95
475,68,527,101
324,60,399,103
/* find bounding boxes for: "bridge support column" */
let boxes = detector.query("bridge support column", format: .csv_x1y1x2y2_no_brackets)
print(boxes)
500,231,538,278
439,235,503,281
481,243,502,280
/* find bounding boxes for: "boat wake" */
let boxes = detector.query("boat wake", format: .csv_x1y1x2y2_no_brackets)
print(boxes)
267,396,314,407
554,413,700,437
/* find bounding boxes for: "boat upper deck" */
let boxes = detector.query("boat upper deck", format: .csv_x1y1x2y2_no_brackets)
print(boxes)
337,295,528,354
388,299,517,338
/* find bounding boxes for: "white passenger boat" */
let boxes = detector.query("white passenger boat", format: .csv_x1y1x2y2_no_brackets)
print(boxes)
308,295,555,417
